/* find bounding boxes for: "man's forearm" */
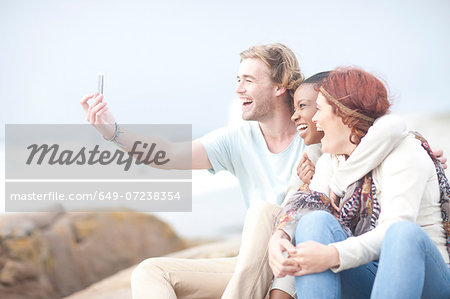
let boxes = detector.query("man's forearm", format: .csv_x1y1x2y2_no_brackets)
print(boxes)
107,129,192,170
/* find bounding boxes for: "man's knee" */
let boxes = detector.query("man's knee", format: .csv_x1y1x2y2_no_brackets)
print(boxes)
245,201,282,226
131,257,167,285
248,201,280,216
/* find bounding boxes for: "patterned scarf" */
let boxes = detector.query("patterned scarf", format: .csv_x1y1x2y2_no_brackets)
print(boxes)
412,132,450,258
276,177,378,238
276,132,450,259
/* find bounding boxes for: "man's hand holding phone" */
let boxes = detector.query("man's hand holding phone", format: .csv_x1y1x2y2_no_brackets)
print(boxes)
80,73,116,139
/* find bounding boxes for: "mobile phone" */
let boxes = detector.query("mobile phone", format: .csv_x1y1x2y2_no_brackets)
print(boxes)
97,72,104,94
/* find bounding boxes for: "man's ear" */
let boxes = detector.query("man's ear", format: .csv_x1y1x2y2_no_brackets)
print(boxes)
275,85,287,97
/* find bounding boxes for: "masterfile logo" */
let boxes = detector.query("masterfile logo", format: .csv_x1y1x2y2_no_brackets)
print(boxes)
26,141,170,171
5,124,193,213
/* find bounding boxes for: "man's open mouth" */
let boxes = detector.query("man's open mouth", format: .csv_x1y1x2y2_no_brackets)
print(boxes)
242,98,253,106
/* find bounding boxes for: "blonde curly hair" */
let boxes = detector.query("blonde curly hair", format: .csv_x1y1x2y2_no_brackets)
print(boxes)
240,43,304,110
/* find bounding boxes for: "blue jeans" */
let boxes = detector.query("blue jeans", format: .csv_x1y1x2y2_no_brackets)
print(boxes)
294,211,450,299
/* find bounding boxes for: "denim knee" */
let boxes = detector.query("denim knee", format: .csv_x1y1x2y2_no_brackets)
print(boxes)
295,210,341,244
385,221,425,243
383,221,428,251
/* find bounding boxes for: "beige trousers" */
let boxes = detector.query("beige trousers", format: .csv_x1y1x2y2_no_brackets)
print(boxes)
131,201,282,299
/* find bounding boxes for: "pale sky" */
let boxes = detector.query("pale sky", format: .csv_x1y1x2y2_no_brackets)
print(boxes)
1,0,449,138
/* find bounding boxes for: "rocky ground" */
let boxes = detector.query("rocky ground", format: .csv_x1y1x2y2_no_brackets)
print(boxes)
0,208,186,299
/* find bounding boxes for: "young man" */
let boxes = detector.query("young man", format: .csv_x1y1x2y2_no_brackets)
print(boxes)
81,43,303,207
81,43,306,298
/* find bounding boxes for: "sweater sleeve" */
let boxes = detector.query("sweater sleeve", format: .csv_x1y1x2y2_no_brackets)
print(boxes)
329,114,408,197
309,154,334,194
330,135,435,272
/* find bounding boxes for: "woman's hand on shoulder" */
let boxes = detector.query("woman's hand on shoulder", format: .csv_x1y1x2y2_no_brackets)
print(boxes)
432,148,447,169
297,152,315,184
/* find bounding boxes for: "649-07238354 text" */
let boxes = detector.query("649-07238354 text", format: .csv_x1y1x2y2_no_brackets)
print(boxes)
9,191,182,201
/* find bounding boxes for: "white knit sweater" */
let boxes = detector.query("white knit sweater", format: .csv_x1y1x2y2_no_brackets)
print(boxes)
311,134,449,272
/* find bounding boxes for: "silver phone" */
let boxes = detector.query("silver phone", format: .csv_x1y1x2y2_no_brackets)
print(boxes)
97,72,104,94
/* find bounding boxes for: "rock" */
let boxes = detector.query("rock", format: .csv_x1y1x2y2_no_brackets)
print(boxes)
63,238,241,299
0,260,38,285
0,205,64,239
0,210,186,299
0,219,35,239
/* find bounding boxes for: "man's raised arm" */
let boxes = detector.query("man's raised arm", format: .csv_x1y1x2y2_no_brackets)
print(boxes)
80,93,213,170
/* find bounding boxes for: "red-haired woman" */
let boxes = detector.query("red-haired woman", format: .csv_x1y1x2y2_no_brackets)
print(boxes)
270,67,450,298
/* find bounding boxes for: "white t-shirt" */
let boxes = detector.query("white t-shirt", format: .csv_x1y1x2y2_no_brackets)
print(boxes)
199,121,305,207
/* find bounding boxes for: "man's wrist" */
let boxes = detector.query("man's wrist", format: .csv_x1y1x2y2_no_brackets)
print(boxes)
104,122,126,149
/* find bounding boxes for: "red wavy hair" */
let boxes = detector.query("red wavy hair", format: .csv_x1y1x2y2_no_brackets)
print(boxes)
320,67,391,145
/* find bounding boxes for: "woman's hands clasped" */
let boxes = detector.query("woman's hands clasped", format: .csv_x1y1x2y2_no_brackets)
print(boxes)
268,230,300,278
268,230,341,278
288,241,340,276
